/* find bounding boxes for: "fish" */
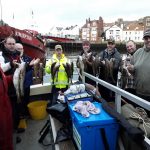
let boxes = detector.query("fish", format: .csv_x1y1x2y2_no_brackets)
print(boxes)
51,62,60,83
102,58,116,84
13,67,21,103
33,58,40,80
13,62,26,103
50,62,57,81
109,58,116,84
119,59,131,89
92,56,102,77
19,62,26,97
63,62,74,83
39,63,44,84
76,56,84,78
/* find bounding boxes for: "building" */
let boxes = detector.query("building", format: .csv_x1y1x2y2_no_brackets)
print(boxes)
80,17,104,43
123,22,144,42
104,24,123,42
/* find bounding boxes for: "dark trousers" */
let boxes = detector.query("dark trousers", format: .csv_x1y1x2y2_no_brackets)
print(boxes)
18,87,30,117
10,96,20,130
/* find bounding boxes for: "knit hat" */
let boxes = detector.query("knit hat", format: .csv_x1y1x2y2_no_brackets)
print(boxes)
143,29,150,38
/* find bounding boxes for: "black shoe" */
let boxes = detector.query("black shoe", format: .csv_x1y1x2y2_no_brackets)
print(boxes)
17,128,25,133
16,136,21,144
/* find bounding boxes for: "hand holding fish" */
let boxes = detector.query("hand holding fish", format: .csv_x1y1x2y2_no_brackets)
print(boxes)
12,60,20,68
127,64,134,72
29,58,35,66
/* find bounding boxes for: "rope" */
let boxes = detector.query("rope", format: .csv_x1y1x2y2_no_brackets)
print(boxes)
129,107,150,137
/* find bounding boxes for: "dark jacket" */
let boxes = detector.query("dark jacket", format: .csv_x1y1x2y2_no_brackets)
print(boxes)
99,48,121,85
21,55,33,88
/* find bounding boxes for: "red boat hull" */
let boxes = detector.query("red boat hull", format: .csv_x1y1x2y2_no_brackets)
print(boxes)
0,25,46,60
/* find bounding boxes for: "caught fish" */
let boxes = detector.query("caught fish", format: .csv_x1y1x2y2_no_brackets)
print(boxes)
13,67,21,103
39,63,44,84
76,56,84,76
51,62,57,81
92,56,102,77
13,62,26,103
102,58,116,84
33,58,40,79
51,62,60,82
63,62,74,83
19,62,26,97
119,59,132,89
109,58,116,84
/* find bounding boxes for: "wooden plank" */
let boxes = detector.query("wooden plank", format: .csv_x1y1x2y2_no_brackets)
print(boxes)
30,83,52,96
49,115,75,150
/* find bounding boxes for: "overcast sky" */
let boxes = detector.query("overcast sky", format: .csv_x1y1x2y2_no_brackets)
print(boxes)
1,0,150,33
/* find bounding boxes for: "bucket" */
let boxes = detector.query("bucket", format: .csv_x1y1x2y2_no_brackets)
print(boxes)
27,100,48,120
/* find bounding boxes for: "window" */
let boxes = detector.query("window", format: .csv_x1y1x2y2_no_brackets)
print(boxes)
116,30,120,35
146,18,150,26
93,22,96,26
109,30,113,34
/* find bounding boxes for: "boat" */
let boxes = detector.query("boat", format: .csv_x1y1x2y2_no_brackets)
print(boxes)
0,21,46,60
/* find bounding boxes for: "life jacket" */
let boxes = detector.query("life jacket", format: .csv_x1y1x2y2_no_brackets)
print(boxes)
0,67,13,150
45,53,69,89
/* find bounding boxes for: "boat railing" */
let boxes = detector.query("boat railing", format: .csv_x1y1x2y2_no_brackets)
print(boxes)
82,71,150,146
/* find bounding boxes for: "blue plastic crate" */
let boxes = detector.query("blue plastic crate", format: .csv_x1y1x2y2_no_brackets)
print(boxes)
68,102,119,150
65,91,93,103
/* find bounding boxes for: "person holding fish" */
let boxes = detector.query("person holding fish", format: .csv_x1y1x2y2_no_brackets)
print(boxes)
127,29,150,104
76,40,96,86
15,43,36,119
98,38,121,101
117,40,136,95
45,44,73,105
0,37,22,143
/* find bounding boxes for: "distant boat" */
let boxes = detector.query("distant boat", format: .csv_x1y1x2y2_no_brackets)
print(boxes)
0,20,46,60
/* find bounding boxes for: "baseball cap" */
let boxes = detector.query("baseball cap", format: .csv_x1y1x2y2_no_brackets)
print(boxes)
143,29,150,38
55,45,62,50
107,38,115,44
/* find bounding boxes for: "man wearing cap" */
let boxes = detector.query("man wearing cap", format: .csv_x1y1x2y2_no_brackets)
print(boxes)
127,29,150,102
45,44,72,105
98,38,121,101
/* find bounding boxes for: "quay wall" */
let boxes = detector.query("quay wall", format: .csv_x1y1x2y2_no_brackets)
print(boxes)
46,42,144,55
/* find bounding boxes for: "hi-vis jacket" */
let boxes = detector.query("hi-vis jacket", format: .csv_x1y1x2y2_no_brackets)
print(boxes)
45,53,70,89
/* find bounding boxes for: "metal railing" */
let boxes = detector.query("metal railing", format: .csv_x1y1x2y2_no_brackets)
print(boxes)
82,71,150,145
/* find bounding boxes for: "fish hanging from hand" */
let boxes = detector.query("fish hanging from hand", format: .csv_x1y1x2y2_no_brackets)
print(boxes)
51,62,60,83
63,62,74,83
13,62,26,103
33,58,40,80
102,58,116,84
92,56,102,77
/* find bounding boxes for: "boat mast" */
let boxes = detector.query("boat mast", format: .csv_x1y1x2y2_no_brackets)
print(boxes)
0,0,2,21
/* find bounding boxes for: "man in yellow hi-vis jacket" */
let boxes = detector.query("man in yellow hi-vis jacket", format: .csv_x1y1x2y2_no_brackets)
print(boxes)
45,44,73,105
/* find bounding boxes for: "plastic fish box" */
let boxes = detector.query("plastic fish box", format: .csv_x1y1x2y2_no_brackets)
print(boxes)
65,91,93,103
68,102,119,150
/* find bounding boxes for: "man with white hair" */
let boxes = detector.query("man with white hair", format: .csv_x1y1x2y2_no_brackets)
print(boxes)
128,29,150,103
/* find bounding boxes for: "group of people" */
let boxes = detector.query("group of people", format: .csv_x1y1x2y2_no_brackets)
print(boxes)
0,37,35,149
0,28,150,149
76,29,150,106
45,29,150,108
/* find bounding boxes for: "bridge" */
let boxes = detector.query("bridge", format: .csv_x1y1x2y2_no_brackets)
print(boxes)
41,35,75,42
